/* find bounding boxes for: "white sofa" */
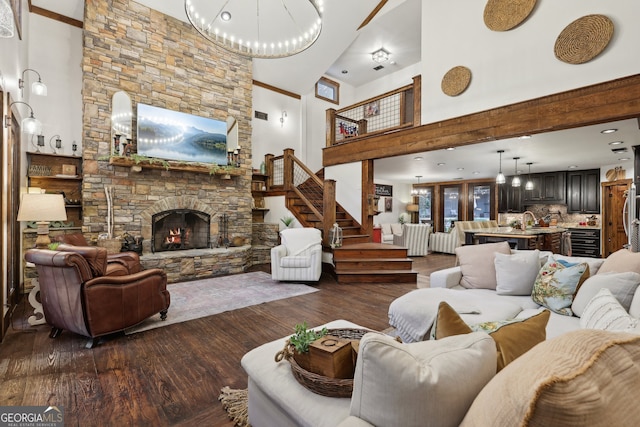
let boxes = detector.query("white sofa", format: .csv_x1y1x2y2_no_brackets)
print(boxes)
242,246,640,427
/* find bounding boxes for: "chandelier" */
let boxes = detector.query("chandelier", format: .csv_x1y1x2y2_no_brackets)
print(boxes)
411,176,428,196
185,0,323,59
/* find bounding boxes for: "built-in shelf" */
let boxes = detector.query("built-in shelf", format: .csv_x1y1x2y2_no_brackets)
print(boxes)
108,156,243,176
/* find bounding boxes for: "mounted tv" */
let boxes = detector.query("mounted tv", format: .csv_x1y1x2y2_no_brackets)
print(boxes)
136,103,228,165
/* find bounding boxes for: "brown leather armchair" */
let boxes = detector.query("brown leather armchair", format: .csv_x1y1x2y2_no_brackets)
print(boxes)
55,233,141,276
25,245,170,348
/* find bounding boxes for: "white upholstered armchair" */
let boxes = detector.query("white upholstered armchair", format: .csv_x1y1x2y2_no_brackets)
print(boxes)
393,224,432,256
271,228,322,282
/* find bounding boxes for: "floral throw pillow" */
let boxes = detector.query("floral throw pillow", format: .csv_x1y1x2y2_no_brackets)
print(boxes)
531,255,590,316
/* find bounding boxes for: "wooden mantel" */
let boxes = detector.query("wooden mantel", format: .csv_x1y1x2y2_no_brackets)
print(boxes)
108,156,243,177
323,74,640,167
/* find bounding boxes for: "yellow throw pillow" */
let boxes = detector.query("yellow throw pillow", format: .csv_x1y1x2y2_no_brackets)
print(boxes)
433,301,550,371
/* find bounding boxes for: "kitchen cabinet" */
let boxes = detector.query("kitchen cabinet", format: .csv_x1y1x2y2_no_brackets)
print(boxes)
498,179,523,213
523,172,566,204
566,169,600,213
27,152,83,226
569,228,601,258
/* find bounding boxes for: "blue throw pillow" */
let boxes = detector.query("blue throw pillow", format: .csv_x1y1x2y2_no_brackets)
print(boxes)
531,255,590,316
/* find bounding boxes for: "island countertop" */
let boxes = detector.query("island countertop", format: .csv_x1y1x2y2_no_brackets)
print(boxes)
464,227,567,251
464,226,568,237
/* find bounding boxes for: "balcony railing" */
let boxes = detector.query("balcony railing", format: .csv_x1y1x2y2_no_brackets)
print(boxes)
326,75,421,146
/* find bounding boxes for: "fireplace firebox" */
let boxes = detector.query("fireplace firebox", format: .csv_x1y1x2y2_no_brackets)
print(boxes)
151,209,210,253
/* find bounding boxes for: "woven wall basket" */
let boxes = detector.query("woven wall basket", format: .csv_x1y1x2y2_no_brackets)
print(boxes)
484,0,537,31
555,14,614,64
441,66,472,97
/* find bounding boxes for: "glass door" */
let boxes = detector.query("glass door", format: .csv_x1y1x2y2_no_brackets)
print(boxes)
468,182,495,221
441,185,462,232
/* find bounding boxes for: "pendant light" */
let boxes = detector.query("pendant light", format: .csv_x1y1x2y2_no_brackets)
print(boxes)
411,175,427,195
525,162,534,190
512,157,521,187
496,150,505,184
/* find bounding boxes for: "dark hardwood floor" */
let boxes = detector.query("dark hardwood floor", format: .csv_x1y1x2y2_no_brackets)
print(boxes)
0,253,456,427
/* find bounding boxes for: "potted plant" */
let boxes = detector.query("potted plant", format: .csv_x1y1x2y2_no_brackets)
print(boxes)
289,321,328,371
281,216,296,229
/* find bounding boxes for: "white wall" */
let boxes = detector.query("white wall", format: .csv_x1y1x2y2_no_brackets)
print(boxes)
421,1,640,124
372,180,412,225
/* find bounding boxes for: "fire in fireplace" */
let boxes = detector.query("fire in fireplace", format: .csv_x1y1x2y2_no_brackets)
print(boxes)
151,209,210,253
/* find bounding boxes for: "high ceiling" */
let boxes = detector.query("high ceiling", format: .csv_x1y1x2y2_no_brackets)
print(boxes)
31,0,640,184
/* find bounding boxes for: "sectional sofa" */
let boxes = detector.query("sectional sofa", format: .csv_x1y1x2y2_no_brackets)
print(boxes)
241,244,640,426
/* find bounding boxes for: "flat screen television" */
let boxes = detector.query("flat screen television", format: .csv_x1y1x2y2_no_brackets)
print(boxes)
136,103,228,165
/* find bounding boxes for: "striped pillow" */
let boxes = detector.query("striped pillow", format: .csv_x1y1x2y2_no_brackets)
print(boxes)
580,288,638,331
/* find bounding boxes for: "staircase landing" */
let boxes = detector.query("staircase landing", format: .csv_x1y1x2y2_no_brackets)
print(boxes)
330,243,418,285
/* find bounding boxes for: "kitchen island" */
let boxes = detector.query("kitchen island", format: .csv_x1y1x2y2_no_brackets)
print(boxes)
464,227,567,252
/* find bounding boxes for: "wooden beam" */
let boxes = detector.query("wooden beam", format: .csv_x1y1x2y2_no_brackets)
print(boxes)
28,2,83,28
358,0,389,30
323,74,640,167
252,80,301,100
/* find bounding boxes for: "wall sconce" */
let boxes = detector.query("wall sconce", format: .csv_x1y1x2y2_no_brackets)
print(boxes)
280,111,287,127
4,101,43,135
72,141,78,156
372,48,390,63
34,134,45,152
19,68,48,97
17,193,67,248
49,135,62,154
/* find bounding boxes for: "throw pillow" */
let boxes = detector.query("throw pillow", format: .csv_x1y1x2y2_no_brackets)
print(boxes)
531,255,589,316
580,288,639,331
494,250,541,295
571,271,640,317
349,331,496,427
460,329,640,427
455,241,512,289
597,248,640,275
433,302,549,371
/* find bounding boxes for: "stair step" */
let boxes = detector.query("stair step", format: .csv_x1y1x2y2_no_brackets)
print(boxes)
336,270,418,284
335,258,413,272
333,243,408,259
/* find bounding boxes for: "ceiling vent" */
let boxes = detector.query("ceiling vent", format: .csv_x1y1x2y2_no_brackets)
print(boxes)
373,65,385,71
611,147,628,153
254,111,268,121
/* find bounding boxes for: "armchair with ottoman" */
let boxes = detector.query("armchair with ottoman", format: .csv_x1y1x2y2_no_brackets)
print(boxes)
241,244,640,426
25,245,170,347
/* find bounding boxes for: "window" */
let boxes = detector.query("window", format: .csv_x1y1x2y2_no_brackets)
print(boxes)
315,77,340,104
441,185,462,232
418,188,432,225
469,183,495,221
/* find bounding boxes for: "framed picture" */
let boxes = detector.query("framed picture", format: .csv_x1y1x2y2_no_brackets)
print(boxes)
315,77,340,104
384,197,393,212
375,183,393,197
364,100,380,117
11,0,22,40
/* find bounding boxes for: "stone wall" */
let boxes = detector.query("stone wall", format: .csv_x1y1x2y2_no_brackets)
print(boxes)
81,1,254,258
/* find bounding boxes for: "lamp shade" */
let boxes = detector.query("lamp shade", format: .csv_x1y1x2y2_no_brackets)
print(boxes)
407,203,420,212
17,193,67,222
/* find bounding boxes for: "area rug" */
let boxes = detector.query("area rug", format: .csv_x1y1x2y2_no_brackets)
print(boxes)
125,271,319,334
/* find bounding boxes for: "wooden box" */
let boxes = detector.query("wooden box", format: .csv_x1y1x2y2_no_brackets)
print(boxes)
62,164,77,175
309,336,356,379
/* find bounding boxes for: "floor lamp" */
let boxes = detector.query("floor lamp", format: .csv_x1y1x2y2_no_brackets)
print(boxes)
17,193,67,248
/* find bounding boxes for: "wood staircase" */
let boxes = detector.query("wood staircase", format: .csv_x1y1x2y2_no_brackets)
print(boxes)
283,168,417,285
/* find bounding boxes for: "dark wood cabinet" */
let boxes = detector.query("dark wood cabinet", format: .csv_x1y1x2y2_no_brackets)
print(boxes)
523,172,566,204
567,169,600,213
498,179,523,213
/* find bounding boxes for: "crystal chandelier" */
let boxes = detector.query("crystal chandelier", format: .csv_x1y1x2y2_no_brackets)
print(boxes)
411,176,428,195
185,0,323,59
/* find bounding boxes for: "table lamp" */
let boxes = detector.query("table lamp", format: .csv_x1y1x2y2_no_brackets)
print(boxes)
17,193,67,248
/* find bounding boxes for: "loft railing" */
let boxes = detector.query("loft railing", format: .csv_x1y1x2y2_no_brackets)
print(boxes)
326,75,421,147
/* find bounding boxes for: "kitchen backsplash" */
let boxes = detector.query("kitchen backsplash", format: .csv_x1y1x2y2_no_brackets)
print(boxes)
499,204,600,227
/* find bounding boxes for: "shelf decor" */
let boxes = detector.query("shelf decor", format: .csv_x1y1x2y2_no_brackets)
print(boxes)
441,66,472,97
554,14,614,65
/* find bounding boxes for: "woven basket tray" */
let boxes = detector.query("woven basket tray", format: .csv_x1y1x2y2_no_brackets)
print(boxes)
286,328,374,398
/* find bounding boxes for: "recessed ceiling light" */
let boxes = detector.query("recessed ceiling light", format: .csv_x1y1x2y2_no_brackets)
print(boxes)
568,165,578,169
601,128,617,134
472,171,480,175
341,70,348,74
437,162,445,166
220,11,231,21
457,167,464,171
413,156,423,161
609,141,624,145
519,135,531,139
612,147,628,153
619,157,631,161
446,147,455,151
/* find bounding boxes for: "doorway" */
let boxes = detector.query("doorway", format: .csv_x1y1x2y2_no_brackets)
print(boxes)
602,179,631,257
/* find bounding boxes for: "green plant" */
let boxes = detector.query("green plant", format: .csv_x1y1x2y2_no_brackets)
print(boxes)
48,242,60,250
280,216,295,228
289,322,328,354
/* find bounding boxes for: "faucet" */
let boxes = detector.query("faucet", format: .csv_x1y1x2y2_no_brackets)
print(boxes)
522,211,537,230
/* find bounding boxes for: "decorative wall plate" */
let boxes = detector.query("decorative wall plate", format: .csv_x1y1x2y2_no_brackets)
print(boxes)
555,14,614,64
484,0,537,31
441,66,472,97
